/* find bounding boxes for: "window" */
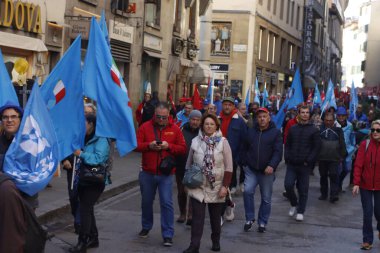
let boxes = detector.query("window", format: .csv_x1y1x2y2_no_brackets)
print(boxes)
145,0,161,27
266,32,270,62
80,0,98,6
273,0,277,15
267,0,271,11
363,41,367,52
258,28,263,60
188,2,196,39
211,22,232,57
296,5,300,30
173,0,182,33
364,24,369,33
291,1,294,27
272,35,276,64
286,0,290,24
289,43,293,69
280,0,284,20
111,0,129,12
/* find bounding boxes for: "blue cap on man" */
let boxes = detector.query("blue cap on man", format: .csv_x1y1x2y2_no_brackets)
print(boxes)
0,101,23,117
336,106,347,116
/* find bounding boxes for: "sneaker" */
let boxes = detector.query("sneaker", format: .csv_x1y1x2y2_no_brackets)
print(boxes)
296,213,304,221
138,229,149,238
239,183,244,193
163,237,173,247
257,224,266,233
224,204,235,221
244,220,255,232
288,207,296,217
230,187,237,195
360,242,372,250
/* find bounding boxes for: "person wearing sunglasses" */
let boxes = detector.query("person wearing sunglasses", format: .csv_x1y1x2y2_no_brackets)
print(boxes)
136,102,186,247
353,119,380,250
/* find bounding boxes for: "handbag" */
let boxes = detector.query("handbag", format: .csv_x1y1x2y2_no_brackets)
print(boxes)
79,162,107,183
182,164,203,189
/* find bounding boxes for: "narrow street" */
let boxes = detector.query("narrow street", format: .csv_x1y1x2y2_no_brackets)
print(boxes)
45,163,367,253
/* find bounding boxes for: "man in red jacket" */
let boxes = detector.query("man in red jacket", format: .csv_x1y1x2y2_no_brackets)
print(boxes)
136,102,186,247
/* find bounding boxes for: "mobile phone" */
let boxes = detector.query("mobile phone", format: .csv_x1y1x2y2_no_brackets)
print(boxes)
156,141,162,145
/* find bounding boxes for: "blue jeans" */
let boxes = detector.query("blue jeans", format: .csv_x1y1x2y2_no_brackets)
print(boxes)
243,166,275,225
360,188,380,244
284,164,310,214
139,170,174,239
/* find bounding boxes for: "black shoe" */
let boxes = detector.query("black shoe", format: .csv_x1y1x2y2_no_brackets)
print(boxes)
282,191,289,199
138,229,149,238
257,225,266,233
244,220,255,232
163,237,173,247
330,196,339,203
69,237,87,253
86,237,99,248
318,195,327,200
211,242,220,252
183,246,199,253
186,219,192,226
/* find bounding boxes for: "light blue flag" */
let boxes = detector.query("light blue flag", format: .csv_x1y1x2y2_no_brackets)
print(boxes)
99,10,110,47
40,36,85,161
349,81,358,120
82,18,137,156
273,68,304,129
262,87,269,107
0,49,19,107
206,77,213,104
3,82,59,196
313,84,322,106
321,79,337,114
244,84,250,109
254,78,260,104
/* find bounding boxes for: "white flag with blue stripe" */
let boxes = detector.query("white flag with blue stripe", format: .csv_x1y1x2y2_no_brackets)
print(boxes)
3,82,59,196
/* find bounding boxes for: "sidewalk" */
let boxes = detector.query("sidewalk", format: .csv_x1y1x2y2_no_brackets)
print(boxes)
36,151,142,223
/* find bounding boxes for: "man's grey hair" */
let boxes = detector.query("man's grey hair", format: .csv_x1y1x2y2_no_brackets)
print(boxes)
84,103,97,113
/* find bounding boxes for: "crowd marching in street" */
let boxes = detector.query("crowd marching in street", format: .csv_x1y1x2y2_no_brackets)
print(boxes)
1,15,380,253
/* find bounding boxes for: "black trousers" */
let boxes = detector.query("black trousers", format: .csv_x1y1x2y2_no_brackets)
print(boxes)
319,161,339,198
78,182,105,238
175,169,192,218
189,198,223,249
65,169,80,223
230,163,245,188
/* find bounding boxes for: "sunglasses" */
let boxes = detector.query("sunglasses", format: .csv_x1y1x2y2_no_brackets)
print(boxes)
371,128,380,133
156,115,168,120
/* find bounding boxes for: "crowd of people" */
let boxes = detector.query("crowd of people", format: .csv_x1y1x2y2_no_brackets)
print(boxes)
1,86,380,252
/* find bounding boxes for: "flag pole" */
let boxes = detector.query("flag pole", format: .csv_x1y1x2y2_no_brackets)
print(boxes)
210,72,214,105
71,156,77,190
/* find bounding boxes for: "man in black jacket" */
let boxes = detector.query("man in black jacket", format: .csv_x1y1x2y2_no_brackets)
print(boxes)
175,110,202,225
284,105,321,222
242,108,283,232
318,113,347,203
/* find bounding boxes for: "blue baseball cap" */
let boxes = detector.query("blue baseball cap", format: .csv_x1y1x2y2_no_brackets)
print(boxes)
336,106,347,116
0,101,23,117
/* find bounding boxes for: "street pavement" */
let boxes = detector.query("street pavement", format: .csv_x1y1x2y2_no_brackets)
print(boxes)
42,158,372,253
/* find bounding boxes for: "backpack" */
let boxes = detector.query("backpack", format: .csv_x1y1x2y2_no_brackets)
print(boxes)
0,174,50,253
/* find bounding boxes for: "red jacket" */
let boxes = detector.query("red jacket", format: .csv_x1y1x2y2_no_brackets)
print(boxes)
283,117,298,144
136,119,186,175
354,138,380,190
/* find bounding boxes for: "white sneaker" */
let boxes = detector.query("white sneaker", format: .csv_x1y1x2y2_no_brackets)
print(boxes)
224,205,235,221
239,183,244,193
230,187,237,195
296,213,304,221
288,207,296,217
220,216,224,226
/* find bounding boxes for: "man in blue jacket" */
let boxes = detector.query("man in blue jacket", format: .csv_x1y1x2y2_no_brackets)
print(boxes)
242,108,283,233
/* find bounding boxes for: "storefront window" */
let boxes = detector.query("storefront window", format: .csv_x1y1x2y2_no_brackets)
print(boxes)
211,22,232,57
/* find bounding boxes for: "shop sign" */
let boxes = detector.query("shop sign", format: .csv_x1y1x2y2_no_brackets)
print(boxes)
278,72,285,81
0,0,42,33
304,3,314,63
109,20,134,44
68,19,90,40
233,44,247,52
210,64,229,72
144,33,162,51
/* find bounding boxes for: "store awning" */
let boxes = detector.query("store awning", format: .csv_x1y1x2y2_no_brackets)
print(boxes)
0,32,48,52
190,63,212,84
144,50,166,59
